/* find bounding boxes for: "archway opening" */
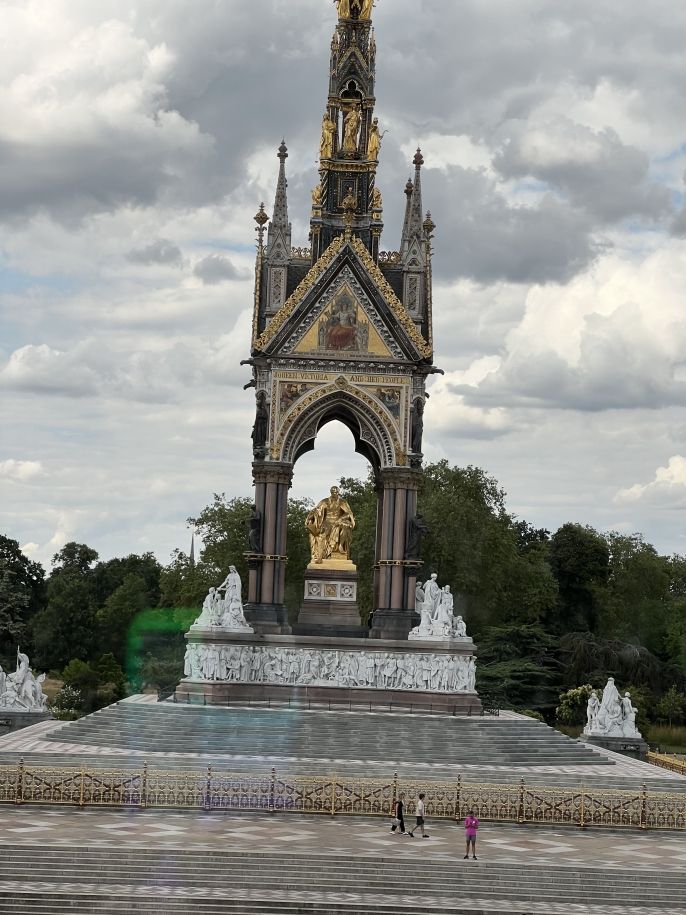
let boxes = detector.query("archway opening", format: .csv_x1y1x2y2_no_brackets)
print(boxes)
290,419,371,504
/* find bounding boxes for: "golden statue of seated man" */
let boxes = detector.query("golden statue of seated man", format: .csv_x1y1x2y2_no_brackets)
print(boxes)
306,485,355,565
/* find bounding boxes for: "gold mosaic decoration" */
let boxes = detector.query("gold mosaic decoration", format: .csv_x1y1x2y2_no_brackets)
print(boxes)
254,236,344,351
254,234,432,359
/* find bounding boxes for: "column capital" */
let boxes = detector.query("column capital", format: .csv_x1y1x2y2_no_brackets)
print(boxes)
379,467,423,490
252,461,294,486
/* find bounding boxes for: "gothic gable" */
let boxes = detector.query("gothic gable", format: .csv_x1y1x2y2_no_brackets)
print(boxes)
253,236,431,361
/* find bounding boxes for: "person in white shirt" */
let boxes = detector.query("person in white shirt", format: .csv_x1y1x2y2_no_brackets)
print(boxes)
408,793,429,838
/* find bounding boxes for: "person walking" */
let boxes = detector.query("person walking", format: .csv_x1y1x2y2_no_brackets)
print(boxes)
408,793,430,838
463,810,479,859
390,793,406,835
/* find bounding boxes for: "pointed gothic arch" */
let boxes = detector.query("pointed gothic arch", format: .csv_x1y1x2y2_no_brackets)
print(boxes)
279,384,401,470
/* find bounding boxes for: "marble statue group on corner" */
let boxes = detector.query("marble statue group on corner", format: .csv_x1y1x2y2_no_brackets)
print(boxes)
409,573,469,641
0,650,48,711
193,565,254,633
583,678,641,739
184,643,476,694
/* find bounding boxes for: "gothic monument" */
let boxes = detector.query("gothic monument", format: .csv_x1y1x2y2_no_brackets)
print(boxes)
178,0,480,712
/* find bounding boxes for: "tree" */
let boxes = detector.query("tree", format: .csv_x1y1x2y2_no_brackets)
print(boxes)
93,553,161,608
338,476,376,619
476,623,562,714
656,685,686,726
51,542,99,574
96,574,152,664
549,523,609,632
31,542,99,670
0,535,46,665
556,684,596,727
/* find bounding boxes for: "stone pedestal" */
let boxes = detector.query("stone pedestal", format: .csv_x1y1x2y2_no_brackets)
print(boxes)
581,734,649,761
178,630,481,714
293,566,366,638
0,709,52,737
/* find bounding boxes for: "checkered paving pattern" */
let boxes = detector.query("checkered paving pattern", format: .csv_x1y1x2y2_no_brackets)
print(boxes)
1,807,685,870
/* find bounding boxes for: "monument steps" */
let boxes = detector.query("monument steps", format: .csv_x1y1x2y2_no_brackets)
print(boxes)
1,848,684,911
39,704,617,768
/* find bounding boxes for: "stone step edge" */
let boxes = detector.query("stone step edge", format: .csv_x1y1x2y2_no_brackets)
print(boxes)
2,847,683,879
0,883,683,913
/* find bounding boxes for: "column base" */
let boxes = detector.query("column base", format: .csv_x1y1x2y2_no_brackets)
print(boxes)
369,608,418,641
243,603,291,635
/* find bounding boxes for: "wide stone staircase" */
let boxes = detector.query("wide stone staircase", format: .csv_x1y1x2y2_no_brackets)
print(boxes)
0,846,683,914
2,701,684,791
43,702,611,767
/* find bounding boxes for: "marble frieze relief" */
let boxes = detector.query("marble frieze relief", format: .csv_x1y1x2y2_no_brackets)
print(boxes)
183,643,477,694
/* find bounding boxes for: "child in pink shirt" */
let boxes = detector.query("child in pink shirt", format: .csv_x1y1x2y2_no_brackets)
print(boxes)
463,811,479,859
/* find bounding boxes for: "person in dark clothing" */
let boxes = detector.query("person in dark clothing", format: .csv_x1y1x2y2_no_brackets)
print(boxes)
390,793,406,835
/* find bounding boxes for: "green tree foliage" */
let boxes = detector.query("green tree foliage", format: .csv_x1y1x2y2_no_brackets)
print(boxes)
556,684,596,726
339,476,376,619
32,543,100,670
549,523,609,632
558,632,664,691
476,623,561,712
159,550,216,609
61,653,126,714
417,464,558,634
96,574,152,664
655,685,686,726
0,535,46,665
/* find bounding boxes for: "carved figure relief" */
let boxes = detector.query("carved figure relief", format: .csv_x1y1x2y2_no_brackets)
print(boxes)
184,643,476,693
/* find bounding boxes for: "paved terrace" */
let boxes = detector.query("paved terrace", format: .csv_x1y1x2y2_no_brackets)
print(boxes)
0,807,685,914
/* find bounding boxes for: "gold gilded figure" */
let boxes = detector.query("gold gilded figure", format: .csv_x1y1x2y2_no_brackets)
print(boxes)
342,104,361,153
336,0,351,19
306,485,356,564
320,113,336,160
367,117,382,160
360,0,375,19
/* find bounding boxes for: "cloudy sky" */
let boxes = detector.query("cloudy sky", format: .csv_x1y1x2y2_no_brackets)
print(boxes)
2,0,686,570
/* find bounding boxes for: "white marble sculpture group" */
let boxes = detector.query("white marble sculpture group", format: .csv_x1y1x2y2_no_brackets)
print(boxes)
184,644,477,694
192,565,253,632
0,651,48,712
583,678,641,739
409,574,469,641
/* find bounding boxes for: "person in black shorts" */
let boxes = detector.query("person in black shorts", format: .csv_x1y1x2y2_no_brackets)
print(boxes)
390,792,406,834
408,792,429,838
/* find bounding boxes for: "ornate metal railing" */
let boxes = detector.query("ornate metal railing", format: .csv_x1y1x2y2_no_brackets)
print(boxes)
648,751,686,776
378,250,401,264
1,762,684,830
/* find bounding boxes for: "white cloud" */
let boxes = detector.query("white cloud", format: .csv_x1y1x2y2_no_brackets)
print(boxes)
616,456,686,508
0,460,44,482
1,0,686,565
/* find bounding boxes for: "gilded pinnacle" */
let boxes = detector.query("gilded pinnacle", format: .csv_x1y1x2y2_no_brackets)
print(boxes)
254,203,268,227
413,148,424,169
